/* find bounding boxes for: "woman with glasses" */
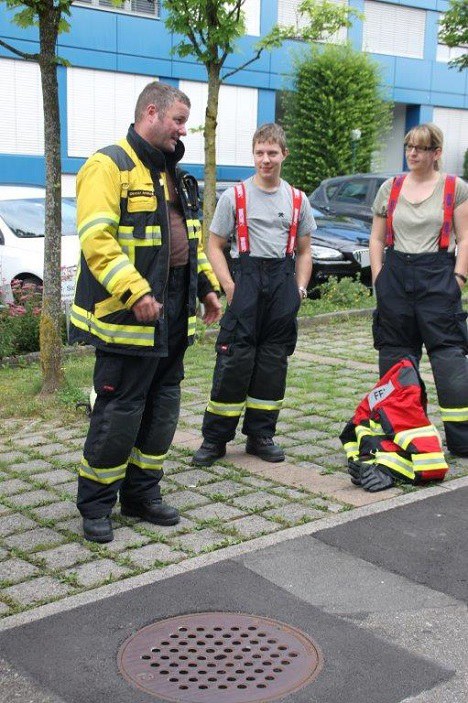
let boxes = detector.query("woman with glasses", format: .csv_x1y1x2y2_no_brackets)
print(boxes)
369,122,468,459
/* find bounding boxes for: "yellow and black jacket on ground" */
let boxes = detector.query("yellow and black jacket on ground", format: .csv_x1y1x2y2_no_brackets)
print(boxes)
70,124,219,355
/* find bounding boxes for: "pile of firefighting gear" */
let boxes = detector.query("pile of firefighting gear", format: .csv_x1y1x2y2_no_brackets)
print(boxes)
340,359,448,492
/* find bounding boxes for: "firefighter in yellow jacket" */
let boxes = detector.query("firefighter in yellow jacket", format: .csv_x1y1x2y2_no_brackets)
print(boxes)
70,82,221,543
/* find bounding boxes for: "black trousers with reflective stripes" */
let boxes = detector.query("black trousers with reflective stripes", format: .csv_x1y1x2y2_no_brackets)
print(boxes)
373,248,468,456
77,266,189,518
202,255,301,444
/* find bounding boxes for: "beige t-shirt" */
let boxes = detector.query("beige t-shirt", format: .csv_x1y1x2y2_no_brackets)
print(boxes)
372,174,468,254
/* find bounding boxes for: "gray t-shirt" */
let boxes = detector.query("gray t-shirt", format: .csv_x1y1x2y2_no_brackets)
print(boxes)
372,174,468,254
210,176,316,258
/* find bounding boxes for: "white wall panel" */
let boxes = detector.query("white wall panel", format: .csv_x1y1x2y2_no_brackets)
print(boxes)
180,80,257,166
0,58,44,155
363,1,425,59
67,68,154,158
433,107,468,176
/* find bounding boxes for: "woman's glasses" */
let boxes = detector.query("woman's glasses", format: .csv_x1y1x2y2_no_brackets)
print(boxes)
405,144,437,153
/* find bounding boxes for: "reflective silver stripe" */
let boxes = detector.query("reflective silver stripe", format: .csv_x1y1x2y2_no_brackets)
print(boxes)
246,396,284,411
78,216,118,239
79,457,127,484
412,453,448,469
100,258,131,288
130,447,166,470
376,451,414,479
394,424,438,450
70,305,155,345
207,399,245,417
440,406,468,422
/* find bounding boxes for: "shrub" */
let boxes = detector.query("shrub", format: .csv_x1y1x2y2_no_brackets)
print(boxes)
281,44,393,193
463,148,468,181
318,276,371,307
0,280,67,359
0,280,43,358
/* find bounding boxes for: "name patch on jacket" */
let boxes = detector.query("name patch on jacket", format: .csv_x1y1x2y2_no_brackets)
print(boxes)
368,380,395,410
128,189,154,198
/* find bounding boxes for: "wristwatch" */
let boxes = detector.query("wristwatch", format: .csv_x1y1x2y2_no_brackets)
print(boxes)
298,286,308,300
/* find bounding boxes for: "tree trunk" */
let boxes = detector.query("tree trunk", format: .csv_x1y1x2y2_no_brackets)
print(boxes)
203,64,221,237
38,3,63,394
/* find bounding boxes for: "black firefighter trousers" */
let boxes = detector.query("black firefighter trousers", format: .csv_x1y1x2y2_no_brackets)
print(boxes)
77,266,189,518
373,249,468,457
202,255,301,444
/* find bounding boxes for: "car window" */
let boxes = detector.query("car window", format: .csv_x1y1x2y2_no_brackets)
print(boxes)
334,180,369,204
325,183,341,200
0,198,77,238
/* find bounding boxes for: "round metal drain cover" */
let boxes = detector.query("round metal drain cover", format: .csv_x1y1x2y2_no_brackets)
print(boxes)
118,612,323,702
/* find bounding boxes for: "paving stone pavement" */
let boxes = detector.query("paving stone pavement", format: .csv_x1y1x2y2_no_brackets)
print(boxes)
0,315,466,619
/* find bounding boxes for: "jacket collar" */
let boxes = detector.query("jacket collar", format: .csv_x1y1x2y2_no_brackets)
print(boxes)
126,124,185,174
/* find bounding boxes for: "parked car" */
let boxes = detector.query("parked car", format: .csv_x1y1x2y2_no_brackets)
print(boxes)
309,208,371,291
309,173,397,224
0,185,79,304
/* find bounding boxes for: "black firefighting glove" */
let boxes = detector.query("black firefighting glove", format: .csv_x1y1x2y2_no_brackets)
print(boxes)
360,463,395,492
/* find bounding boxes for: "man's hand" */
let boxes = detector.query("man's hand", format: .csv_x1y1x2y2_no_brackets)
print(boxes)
202,292,222,325
132,294,163,323
223,281,235,306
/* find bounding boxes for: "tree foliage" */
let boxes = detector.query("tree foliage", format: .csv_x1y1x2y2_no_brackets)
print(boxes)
281,44,392,194
439,0,468,71
163,0,357,229
0,0,74,392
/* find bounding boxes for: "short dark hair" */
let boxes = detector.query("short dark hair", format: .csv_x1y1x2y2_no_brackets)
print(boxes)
134,82,191,122
252,123,287,154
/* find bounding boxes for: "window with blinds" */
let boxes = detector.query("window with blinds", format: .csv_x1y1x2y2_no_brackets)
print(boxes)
432,107,468,175
277,0,348,43
179,80,257,166
243,0,261,36
362,1,426,59
67,68,155,158
0,58,44,155
436,13,467,64
74,0,159,18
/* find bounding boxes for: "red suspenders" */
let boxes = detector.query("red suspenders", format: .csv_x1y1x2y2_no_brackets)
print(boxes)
386,174,457,250
234,182,303,255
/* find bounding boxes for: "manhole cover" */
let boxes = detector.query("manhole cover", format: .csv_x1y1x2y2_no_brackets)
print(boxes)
118,612,323,702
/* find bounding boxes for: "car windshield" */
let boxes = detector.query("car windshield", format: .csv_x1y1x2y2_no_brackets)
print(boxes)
0,198,77,238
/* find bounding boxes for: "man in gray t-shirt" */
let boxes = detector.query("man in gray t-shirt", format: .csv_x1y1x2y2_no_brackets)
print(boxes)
192,123,315,466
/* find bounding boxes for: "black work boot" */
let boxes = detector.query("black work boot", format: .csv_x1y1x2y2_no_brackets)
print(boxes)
192,440,226,466
246,436,285,462
120,498,180,525
82,516,113,543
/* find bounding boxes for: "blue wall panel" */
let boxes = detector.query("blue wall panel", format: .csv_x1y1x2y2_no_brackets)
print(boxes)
116,16,170,58
0,155,44,185
60,7,118,53
431,62,467,94
394,59,432,90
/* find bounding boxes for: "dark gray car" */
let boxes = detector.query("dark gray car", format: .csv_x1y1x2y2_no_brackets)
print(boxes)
309,173,396,224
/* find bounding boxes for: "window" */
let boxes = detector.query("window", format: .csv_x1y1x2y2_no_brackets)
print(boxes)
436,14,467,64
335,180,369,204
243,0,261,36
67,68,154,158
432,107,468,175
362,1,426,59
277,0,348,44
325,182,342,200
74,0,159,18
179,80,257,166
0,58,44,155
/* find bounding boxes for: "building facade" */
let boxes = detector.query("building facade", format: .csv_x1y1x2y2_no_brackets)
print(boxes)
0,0,467,189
